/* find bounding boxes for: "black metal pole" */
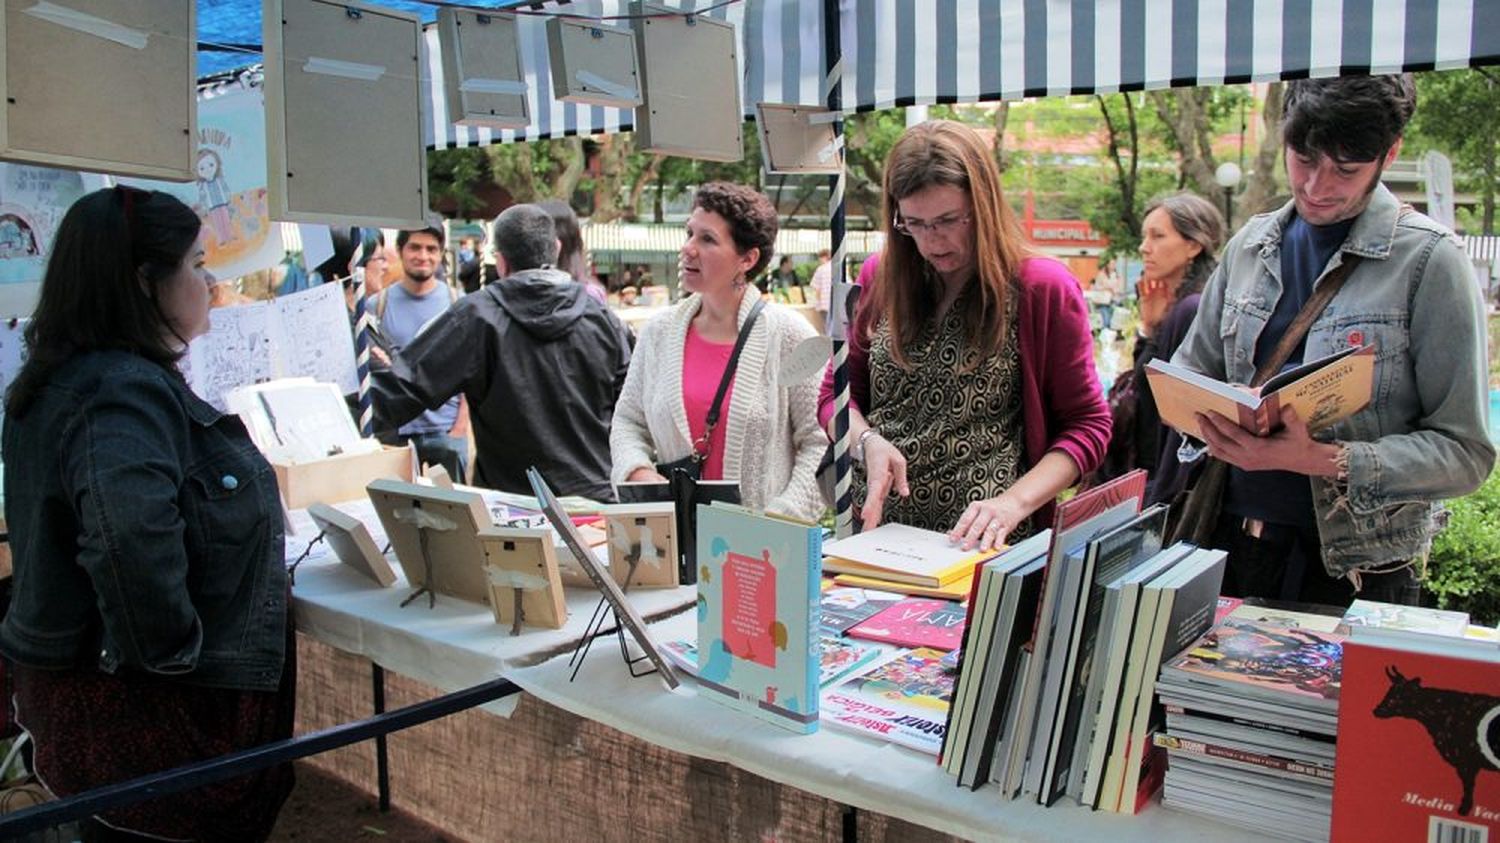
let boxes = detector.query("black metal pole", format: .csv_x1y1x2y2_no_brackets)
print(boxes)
372,663,390,812
0,677,520,838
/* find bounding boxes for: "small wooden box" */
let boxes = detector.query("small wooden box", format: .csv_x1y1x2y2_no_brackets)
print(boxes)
273,444,414,509
602,502,678,589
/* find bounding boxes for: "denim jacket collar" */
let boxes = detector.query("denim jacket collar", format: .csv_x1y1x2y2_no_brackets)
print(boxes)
1246,184,1403,262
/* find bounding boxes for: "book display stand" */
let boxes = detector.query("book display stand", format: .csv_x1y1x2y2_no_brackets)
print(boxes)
367,479,492,611
528,467,680,690
476,526,567,634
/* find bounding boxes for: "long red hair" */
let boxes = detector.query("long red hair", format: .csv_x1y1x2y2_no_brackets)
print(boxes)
867,120,1031,371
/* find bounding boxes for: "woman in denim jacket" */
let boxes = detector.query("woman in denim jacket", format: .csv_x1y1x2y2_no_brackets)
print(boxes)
1,187,293,841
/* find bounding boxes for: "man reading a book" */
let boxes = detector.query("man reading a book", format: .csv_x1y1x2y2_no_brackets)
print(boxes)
1168,74,1494,606
371,205,634,501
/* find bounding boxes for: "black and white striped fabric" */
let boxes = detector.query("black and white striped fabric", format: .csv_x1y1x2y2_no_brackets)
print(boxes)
425,0,1500,150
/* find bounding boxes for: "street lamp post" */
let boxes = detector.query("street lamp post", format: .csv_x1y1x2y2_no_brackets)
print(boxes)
1215,162,1243,226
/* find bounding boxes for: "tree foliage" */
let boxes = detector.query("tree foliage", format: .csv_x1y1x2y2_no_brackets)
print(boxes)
1407,67,1500,235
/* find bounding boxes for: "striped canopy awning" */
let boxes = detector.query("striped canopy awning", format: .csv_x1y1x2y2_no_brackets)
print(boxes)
426,0,1500,149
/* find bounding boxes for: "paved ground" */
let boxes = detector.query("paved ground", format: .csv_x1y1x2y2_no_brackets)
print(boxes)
268,762,452,842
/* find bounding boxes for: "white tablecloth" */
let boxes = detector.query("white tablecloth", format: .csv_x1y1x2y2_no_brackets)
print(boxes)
505,610,1269,843
289,557,696,716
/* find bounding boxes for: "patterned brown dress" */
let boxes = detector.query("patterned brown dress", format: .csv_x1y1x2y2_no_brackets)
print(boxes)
855,280,1033,538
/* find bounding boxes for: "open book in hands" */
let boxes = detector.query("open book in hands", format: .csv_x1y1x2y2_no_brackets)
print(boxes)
1145,343,1375,439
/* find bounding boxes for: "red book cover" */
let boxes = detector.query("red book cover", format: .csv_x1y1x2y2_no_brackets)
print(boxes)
846,597,967,651
1331,641,1500,841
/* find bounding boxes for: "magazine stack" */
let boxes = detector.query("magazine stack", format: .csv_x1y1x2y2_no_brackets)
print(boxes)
1154,618,1344,842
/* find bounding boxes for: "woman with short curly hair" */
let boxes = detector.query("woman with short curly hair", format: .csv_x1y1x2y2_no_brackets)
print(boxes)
610,182,826,520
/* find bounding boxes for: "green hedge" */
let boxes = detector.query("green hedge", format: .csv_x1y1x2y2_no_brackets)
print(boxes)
1426,467,1500,627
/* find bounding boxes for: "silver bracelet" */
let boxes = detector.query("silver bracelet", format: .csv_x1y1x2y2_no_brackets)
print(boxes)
854,428,880,464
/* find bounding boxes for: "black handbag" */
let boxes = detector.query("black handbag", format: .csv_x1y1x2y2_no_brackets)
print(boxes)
1165,255,1363,546
654,298,767,481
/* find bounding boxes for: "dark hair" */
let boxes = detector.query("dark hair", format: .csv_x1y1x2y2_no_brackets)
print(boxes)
1140,192,1226,302
357,229,386,266
396,225,445,250
1282,74,1416,162
538,198,587,281
491,204,558,272
6,187,201,417
692,182,778,280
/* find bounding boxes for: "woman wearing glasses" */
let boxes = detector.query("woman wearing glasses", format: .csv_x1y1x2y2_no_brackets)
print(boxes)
611,182,826,520
818,120,1111,549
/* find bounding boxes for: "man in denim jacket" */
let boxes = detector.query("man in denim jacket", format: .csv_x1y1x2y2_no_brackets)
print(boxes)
1173,74,1495,605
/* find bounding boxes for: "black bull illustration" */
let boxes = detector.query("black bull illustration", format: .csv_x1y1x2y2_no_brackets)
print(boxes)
1373,665,1500,817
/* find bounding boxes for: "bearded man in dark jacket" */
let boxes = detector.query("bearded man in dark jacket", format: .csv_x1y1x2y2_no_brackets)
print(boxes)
372,204,633,501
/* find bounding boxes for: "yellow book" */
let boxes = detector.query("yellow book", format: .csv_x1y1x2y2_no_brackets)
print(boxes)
831,571,973,601
821,523,999,587
821,554,980,588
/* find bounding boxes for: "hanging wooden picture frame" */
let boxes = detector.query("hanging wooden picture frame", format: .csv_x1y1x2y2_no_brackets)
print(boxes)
367,479,492,607
602,502,678,590
755,103,843,175
631,4,741,162
437,7,529,130
476,526,567,631
307,502,395,588
1,0,196,180
262,0,429,228
544,16,641,109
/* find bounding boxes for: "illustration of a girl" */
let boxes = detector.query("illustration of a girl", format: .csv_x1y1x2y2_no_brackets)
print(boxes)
195,148,233,246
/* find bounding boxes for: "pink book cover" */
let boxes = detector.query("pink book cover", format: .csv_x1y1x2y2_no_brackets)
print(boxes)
845,597,967,651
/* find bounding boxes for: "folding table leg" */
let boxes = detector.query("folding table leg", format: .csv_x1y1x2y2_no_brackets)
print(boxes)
372,663,390,812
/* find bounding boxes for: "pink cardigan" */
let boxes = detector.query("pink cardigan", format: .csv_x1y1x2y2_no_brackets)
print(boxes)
817,254,1111,524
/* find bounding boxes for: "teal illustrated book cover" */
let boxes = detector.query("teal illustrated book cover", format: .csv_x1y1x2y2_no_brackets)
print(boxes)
695,502,823,733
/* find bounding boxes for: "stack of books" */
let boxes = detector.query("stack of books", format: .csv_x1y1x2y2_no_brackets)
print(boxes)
1331,623,1499,841
822,522,996,600
928,469,1234,814
1154,618,1345,842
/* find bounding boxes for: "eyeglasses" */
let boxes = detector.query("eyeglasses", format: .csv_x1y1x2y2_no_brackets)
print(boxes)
894,212,972,238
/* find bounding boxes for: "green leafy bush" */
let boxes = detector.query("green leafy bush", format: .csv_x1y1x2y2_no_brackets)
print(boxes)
1426,468,1500,627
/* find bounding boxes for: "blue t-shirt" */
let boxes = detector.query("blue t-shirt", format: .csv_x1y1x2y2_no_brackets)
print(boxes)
1223,213,1355,528
378,283,461,436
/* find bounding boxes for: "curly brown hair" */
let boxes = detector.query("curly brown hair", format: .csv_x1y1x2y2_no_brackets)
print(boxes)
692,181,778,280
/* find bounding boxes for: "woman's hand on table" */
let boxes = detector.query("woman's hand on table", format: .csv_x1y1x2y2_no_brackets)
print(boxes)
858,435,909,529
949,493,1028,552
628,467,668,483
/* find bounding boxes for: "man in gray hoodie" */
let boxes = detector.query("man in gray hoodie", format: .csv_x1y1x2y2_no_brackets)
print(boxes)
372,204,633,500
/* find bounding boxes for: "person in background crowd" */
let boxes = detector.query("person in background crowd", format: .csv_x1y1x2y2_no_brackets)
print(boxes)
1090,262,1123,330
1093,192,1226,484
314,227,387,315
456,236,482,294
1,187,294,841
540,198,608,304
1170,74,1495,605
810,248,834,318
612,182,827,521
373,205,632,500
817,120,1111,549
373,226,469,482
771,255,798,295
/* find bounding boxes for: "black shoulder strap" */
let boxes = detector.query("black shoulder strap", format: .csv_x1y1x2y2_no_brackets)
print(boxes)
696,297,767,454
1249,254,1361,388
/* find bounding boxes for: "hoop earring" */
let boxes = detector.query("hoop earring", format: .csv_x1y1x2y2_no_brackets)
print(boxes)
732,272,748,290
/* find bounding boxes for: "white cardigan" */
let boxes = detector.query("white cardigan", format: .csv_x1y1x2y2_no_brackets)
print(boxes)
610,292,827,521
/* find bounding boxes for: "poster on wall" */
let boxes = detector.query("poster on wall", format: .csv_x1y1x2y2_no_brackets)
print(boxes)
118,87,285,282
0,165,94,285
